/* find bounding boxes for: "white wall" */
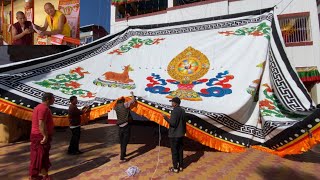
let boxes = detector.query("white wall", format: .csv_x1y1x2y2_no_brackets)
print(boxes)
110,0,320,103
110,1,229,34
230,0,320,67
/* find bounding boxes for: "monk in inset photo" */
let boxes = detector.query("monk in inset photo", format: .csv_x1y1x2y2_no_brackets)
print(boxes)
34,2,71,37
12,11,33,45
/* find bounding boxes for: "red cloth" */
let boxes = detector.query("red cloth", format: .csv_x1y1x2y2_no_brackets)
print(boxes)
31,103,54,136
29,134,52,177
12,21,33,45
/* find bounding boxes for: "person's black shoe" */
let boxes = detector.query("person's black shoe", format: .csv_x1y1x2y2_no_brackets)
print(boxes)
29,175,43,180
179,167,183,172
169,167,179,173
75,151,83,154
119,158,127,163
67,151,76,155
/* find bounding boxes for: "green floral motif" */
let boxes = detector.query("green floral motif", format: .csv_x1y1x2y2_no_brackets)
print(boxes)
219,22,271,40
34,67,95,98
108,37,165,55
259,84,306,118
93,79,136,89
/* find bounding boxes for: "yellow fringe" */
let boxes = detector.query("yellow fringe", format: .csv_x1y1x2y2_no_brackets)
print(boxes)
0,99,34,122
252,126,320,157
2,97,318,156
0,98,116,126
132,101,246,153
185,126,246,153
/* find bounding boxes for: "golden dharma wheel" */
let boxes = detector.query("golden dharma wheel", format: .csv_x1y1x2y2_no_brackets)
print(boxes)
167,46,210,83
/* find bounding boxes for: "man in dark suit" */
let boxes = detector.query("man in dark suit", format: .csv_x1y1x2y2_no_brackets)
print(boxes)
162,97,186,173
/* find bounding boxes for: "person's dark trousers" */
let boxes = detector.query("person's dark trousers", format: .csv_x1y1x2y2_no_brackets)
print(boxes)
119,124,131,160
68,126,81,153
170,137,184,169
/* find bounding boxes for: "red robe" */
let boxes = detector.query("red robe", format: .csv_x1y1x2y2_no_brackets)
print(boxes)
29,134,52,177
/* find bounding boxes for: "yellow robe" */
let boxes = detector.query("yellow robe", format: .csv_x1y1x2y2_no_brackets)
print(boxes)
46,10,71,37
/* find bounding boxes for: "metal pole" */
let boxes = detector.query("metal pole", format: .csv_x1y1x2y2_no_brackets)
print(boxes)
1,0,4,27
227,0,229,15
11,0,13,44
10,0,13,24
32,0,34,23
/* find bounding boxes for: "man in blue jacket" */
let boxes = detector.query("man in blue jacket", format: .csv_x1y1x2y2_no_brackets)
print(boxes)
162,97,186,173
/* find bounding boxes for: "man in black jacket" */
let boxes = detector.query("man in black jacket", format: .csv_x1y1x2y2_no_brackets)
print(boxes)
68,96,89,155
115,91,135,162
162,97,186,173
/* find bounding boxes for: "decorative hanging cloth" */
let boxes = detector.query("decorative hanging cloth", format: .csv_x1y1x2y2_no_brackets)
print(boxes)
0,8,320,157
296,66,320,83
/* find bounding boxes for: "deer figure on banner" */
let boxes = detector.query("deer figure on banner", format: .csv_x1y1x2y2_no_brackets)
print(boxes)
103,65,134,84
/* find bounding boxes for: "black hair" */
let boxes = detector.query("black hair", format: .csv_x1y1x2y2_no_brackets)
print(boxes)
117,97,125,104
70,96,77,102
42,92,54,102
16,11,25,16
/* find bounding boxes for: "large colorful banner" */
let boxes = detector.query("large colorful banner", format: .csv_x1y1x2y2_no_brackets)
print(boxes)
0,9,319,156
58,0,80,38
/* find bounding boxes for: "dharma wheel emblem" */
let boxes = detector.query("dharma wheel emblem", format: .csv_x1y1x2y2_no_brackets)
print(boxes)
167,46,210,101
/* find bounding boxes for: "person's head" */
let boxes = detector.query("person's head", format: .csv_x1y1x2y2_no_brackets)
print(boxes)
42,92,55,105
44,3,56,17
169,97,181,107
69,96,78,105
16,11,26,25
117,97,125,104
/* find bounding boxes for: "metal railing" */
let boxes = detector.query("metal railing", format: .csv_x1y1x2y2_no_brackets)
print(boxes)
279,15,312,44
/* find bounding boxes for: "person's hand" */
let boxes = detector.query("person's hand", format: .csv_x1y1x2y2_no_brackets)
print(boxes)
29,27,34,33
40,136,48,144
82,105,90,112
23,28,32,35
33,24,42,31
39,31,49,36
33,24,39,30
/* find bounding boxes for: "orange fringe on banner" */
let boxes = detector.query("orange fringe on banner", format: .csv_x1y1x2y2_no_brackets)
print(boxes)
0,98,116,126
252,125,320,157
1,97,318,155
132,101,246,153
0,99,34,122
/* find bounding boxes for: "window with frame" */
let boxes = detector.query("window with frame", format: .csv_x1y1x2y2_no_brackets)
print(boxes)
115,0,168,19
278,12,312,46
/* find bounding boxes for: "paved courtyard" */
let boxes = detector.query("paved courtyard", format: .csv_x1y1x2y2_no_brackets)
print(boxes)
0,120,319,180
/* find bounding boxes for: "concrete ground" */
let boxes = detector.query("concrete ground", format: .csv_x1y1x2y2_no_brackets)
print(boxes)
0,120,319,180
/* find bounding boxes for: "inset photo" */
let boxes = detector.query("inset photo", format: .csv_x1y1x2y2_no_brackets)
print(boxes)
0,0,80,46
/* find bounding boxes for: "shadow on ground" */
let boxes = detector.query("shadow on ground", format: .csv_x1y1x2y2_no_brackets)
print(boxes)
127,121,216,167
51,153,117,179
257,166,318,180
284,145,320,163
0,120,218,179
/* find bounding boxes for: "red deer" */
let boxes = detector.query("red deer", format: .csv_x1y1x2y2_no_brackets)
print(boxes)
103,65,134,84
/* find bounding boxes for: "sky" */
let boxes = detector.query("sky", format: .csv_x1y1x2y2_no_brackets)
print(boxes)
80,0,111,33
